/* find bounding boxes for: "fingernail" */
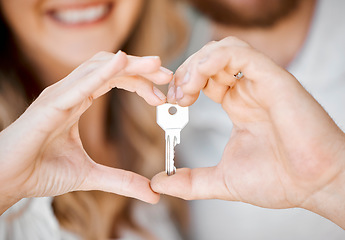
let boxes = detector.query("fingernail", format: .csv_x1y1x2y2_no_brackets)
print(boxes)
143,56,160,59
181,71,190,85
167,85,176,101
153,86,166,101
160,66,173,75
175,86,184,100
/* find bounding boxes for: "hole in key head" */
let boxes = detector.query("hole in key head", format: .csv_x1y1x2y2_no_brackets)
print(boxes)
168,106,177,115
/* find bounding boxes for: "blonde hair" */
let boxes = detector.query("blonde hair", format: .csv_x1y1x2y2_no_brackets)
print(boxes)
0,0,188,239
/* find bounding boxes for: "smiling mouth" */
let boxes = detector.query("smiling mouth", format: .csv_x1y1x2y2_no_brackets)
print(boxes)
47,2,113,26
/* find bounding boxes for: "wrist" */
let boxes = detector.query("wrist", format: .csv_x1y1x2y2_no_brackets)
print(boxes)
302,172,345,229
301,140,345,229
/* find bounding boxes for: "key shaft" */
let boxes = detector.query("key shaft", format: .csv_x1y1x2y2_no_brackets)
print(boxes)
156,103,189,176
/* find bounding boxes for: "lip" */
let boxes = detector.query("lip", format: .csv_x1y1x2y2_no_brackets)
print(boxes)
45,2,114,28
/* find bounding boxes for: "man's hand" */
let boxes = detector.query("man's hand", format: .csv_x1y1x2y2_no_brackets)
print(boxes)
151,37,345,228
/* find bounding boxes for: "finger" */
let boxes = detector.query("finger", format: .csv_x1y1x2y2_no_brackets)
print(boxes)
124,55,173,85
203,77,230,104
73,53,167,80
173,37,275,106
81,163,160,204
151,167,233,201
78,54,172,102
112,76,167,106
172,91,199,106
90,51,117,61
173,40,217,84
193,36,250,79
78,54,172,105
125,55,162,74
174,58,207,96
139,67,173,85
166,77,177,103
173,40,233,88
55,50,128,110
166,77,200,105
65,54,169,100
174,44,242,97
212,69,237,86
65,51,123,82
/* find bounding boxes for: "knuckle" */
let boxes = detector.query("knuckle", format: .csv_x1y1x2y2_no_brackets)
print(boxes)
223,36,240,43
201,40,217,51
39,85,54,97
92,50,109,59
205,40,217,46
221,36,250,48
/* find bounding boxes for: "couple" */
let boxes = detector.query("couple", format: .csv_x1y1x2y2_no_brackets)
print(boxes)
1,0,345,239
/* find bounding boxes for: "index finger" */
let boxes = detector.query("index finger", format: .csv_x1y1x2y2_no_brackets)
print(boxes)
173,37,281,106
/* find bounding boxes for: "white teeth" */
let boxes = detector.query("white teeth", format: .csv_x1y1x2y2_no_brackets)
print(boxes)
53,4,109,24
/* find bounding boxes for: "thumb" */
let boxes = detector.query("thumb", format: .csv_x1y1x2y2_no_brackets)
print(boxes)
79,163,160,204
151,167,232,200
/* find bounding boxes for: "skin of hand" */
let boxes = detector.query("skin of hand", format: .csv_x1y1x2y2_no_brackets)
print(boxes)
151,37,345,228
0,50,172,214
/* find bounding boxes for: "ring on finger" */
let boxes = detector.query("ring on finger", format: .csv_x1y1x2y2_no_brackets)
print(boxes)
233,71,244,80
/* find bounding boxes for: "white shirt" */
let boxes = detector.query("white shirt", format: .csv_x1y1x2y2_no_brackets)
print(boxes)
178,0,345,239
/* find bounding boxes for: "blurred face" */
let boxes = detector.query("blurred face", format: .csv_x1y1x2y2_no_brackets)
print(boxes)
188,0,300,27
1,0,144,70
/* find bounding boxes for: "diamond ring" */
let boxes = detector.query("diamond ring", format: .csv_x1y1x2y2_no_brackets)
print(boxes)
234,71,244,79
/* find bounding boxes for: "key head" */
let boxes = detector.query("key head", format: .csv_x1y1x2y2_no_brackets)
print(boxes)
156,103,189,130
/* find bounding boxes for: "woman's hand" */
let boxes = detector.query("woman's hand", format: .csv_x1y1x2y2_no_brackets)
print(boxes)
151,37,345,227
0,51,171,213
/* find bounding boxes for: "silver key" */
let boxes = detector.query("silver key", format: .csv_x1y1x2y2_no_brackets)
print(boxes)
157,103,189,176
